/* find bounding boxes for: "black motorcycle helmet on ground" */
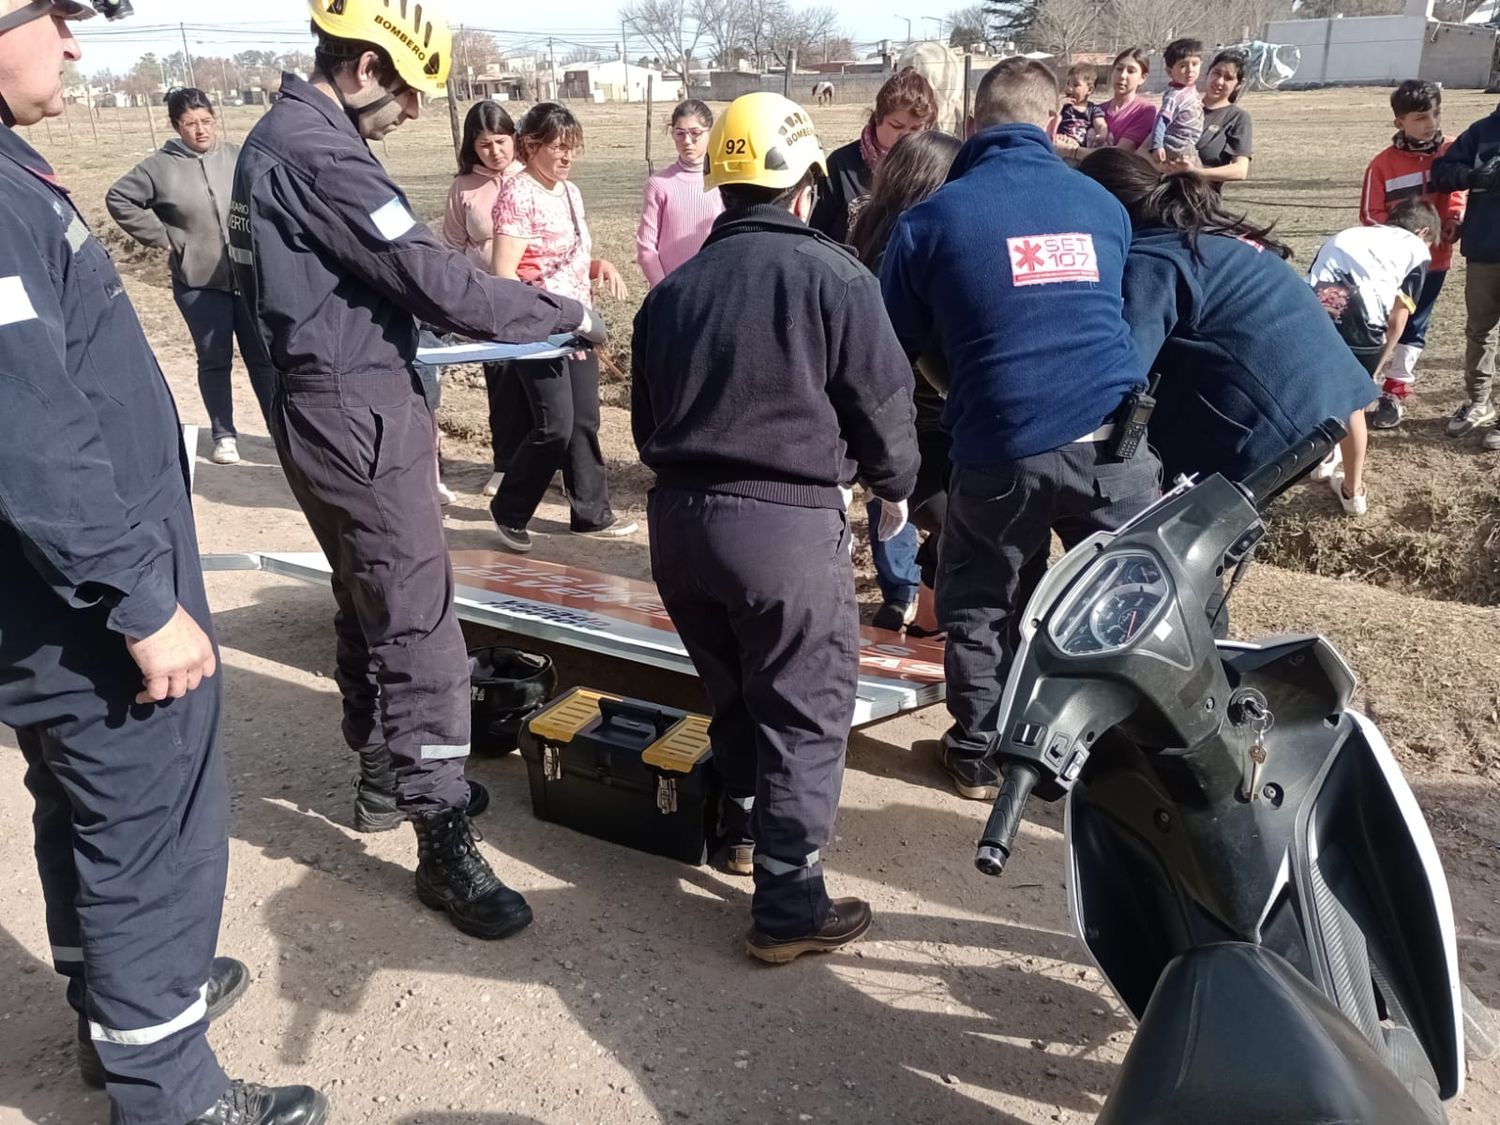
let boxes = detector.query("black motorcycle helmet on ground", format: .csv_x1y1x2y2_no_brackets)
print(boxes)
469,647,557,756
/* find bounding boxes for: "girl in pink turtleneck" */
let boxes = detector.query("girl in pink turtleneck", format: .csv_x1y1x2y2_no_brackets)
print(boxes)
635,99,724,287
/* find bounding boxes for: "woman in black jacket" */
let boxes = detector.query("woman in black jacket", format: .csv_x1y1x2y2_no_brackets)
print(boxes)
847,129,961,633
809,67,938,244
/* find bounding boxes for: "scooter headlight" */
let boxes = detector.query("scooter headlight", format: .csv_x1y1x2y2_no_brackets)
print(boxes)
1047,550,1173,657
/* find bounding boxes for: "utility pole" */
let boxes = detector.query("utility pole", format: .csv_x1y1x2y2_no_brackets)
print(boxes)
894,15,911,44
179,23,197,89
782,48,795,96
620,20,628,64
547,37,557,100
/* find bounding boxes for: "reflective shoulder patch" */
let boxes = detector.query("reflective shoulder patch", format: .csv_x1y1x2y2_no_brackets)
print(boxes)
66,214,91,254
1006,232,1101,287
0,275,39,327
370,196,417,242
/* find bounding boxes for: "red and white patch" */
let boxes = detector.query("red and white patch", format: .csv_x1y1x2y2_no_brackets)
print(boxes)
1006,233,1099,287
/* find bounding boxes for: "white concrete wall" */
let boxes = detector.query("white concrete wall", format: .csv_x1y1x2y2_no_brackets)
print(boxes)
1266,15,1428,84
1419,22,1498,89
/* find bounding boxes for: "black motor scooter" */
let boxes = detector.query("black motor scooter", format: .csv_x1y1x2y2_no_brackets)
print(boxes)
973,422,1477,1123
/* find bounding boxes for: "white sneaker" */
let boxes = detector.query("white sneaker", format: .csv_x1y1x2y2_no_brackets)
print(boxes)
210,437,240,465
1329,470,1367,517
1309,443,1343,482
481,471,504,497
436,481,457,506
1483,427,1500,453
1446,399,1497,437
573,520,638,539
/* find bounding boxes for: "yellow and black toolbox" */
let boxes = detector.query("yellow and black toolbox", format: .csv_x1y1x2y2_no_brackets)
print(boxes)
520,688,721,865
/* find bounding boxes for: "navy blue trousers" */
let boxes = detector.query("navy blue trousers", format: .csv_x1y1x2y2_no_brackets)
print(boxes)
270,368,473,811
938,443,1160,760
1,499,229,1124
649,489,858,937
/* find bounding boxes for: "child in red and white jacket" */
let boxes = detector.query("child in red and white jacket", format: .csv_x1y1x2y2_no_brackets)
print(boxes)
1359,79,1467,428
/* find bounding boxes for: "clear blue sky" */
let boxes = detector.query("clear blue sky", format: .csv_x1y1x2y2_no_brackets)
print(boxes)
72,1,954,76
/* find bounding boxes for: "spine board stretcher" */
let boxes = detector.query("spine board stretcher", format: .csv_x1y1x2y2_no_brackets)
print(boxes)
195,337,946,727
204,549,946,727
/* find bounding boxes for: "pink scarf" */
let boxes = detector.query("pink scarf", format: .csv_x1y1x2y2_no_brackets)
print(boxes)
859,118,889,174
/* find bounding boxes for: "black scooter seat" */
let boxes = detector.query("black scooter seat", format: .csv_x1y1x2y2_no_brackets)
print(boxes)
1098,943,1434,1124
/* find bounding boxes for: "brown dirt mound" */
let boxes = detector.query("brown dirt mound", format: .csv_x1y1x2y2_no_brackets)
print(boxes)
1232,563,1500,781
1258,421,1500,606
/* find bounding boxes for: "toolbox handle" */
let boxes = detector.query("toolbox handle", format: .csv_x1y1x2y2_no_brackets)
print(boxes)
597,697,678,737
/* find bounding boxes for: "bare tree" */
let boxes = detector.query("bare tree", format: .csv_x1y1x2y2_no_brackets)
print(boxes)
947,5,991,47
620,0,707,79
1031,0,1110,56
692,0,754,67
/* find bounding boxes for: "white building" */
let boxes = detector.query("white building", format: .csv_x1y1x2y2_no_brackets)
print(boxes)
561,59,676,102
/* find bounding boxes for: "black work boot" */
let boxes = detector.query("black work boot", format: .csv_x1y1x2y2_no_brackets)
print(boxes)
412,808,533,939
190,1080,330,1124
746,898,873,964
354,751,489,833
78,956,251,1089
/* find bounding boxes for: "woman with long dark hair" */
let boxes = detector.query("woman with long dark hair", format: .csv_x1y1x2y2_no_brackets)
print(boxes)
1188,49,1254,188
442,99,526,499
1101,47,1154,153
847,130,960,633
489,102,635,551
107,87,275,464
1078,147,1374,490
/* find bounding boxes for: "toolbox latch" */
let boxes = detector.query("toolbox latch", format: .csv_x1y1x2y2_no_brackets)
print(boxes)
543,743,561,781
655,776,678,815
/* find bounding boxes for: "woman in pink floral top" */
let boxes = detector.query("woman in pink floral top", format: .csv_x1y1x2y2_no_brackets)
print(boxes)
489,103,634,551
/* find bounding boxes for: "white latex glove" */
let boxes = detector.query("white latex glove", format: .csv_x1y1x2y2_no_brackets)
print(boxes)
575,307,608,346
876,498,909,542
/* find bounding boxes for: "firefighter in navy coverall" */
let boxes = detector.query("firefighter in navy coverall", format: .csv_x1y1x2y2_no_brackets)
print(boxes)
230,0,604,940
0,2,325,1123
631,93,920,963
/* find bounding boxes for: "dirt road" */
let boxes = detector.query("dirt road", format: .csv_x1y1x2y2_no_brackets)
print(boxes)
2,323,1497,1125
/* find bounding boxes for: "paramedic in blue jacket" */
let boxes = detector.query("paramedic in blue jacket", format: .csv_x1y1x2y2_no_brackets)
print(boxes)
881,58,1161,801
230,0,604,941
1079,148,1377,484
0,2,324,1123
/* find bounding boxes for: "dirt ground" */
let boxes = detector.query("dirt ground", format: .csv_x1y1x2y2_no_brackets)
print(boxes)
1,89,1499,1125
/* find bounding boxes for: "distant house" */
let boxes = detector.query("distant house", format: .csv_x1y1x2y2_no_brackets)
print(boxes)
560,59,675,102
471,71,526,101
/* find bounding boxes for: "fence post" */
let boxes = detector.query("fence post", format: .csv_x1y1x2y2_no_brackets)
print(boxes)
783,48,796,97
445,78,463,170
645,74,654,173
962,52,972,136
144,101,157,147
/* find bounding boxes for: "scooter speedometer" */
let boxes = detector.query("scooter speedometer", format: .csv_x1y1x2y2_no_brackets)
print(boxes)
1048,551,1172,656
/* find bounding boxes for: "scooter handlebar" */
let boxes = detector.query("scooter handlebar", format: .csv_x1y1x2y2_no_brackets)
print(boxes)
975,762,1042,877
1238,418,1348,510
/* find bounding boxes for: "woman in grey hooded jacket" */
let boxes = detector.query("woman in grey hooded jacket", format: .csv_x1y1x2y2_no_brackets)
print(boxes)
107,87,274,464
